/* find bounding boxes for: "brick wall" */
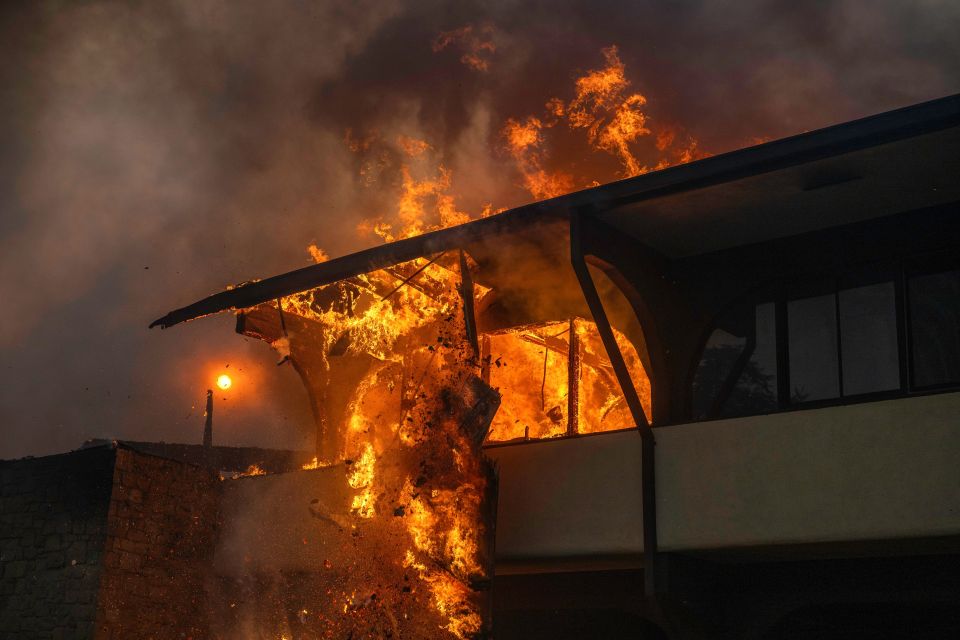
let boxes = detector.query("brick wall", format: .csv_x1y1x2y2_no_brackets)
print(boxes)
93,447,220,640
0,447,116,640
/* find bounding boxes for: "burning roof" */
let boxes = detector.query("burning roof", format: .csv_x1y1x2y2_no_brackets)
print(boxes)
144,93,960,638
151,92,960,331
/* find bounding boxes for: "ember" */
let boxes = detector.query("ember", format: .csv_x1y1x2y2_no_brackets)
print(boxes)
220,252,499,638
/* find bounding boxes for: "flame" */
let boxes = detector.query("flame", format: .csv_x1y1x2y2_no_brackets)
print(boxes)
262,251,491,636
370,165,471,243
238,463,266,477
432,24,496,72
347,442,376,518
484,318,651,442
501,117,575,200
501,45,709,199
236,44,693,637
308,244,330,263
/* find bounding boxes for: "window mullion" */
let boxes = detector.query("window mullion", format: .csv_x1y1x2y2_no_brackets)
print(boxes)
835,278,844,398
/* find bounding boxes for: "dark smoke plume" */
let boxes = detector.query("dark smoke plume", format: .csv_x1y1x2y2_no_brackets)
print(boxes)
1,0,957,458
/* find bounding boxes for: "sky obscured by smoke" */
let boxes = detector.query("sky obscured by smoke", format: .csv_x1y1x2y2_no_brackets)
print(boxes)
1,0,958,459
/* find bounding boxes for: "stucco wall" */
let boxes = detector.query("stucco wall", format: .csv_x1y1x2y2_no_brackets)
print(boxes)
488,391,960,563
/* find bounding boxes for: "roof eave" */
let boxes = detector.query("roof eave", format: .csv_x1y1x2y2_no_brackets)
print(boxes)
150,93,960,330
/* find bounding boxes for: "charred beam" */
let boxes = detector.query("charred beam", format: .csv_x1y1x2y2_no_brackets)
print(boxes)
458,249,480,357
480,335,491,385
381,252,445,301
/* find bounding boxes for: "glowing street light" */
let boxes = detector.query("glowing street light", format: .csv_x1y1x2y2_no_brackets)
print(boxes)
217,373,232,390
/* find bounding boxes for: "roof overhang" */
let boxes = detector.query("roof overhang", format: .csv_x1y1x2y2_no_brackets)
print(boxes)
151,93,960,329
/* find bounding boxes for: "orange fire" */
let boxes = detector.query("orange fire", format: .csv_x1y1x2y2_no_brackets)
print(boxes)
501,116,575,200
432,24,496,72
233,41,682,639
502,45,708,199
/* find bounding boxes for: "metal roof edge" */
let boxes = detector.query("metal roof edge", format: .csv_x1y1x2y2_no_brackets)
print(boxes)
150,93,960,329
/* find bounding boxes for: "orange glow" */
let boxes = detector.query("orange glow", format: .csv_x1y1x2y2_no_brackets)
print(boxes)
216,374,232,390
484,318,651,443
501,45,709,199
432,23,496,72
230,43,702,637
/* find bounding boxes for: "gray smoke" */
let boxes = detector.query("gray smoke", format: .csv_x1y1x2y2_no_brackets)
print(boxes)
1,0,958,458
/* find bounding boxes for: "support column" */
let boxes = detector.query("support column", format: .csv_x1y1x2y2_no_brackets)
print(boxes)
570,208,659,597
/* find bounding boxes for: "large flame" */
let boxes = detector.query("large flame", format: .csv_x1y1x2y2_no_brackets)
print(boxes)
233,41,676,639
503,45,708,199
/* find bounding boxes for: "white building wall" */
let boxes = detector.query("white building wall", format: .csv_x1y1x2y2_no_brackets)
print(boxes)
487,392,960,564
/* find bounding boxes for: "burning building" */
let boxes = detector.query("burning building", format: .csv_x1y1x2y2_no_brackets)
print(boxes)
4,94,960,638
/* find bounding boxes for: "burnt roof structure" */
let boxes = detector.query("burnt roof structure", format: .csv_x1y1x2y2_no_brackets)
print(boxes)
151,93,960,330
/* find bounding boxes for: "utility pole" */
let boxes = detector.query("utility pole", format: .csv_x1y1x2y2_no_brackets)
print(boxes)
203,389,214,448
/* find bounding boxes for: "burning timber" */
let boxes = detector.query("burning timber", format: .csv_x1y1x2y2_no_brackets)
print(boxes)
226,253,502,638
130,94,960,638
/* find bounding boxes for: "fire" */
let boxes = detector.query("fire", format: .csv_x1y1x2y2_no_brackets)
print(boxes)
216,374,232,390
238,463,265,477
365,150,471,244
347,442,376,518
484,318,651,442
432,24,496,72
227,40,680,640
502,45,708,199
240,250,495,637
502,117,575,200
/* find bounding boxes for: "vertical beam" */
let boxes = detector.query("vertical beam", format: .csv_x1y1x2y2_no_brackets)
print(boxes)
567,318,581,436
834,277,845,397
459,250,480,357
480,335,491,386
570,209,658,597
776,294,791,408
203,389,214,448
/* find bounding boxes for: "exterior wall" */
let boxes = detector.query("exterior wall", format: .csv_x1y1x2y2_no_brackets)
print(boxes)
488,432,644,563
487,391,960,564
92,448,220,640
0,447,116,640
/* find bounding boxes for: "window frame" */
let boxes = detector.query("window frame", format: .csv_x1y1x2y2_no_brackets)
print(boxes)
688,248,960,423
904,249,960,393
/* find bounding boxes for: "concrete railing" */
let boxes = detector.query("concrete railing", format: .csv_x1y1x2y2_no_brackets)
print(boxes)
487,391,960,567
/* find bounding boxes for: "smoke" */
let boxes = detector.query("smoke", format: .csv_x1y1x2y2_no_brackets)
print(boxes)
1,0,958,458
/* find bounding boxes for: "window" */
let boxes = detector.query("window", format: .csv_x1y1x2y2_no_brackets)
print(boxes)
786,280,900,401
692,301,778,420
909,269,960,388
483,318,651,443
839,282,899,395
688,253,960,421
788,294,840,402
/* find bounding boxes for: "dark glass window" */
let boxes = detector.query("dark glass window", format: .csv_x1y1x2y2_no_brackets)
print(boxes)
720,302,778,417
690,251,959,423
910,269,960,387
788,294,839,402
692,302,778,420
839,282,899,395
691,328,744,420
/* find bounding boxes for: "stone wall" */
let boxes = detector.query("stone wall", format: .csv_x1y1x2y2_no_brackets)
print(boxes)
93,447,221,640
0,447,116,640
